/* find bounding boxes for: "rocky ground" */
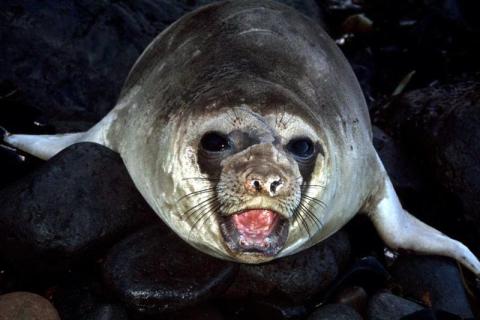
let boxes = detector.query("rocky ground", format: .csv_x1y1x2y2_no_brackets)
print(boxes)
1,0,479,319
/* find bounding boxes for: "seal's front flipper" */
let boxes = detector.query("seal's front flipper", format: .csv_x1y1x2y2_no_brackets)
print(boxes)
365,172,480,277
1,111,117,160
3,131,85,160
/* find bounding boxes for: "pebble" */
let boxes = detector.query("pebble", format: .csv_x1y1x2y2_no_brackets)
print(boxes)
0,292,60,320
102,225,237,314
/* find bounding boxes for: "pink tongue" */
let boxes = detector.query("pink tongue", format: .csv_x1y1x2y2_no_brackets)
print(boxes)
233,209,278,241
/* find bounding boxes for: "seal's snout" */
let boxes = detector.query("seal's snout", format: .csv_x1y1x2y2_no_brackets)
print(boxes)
214,142,304,259
245,172,284,196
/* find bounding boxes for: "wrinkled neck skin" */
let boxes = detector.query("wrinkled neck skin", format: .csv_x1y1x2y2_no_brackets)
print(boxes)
102,0,378,263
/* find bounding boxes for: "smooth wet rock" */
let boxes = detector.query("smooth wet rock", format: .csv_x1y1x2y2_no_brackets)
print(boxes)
51,275,123,320
0,143,158,273
401,309,465,320
0,0,323,130
0,292,60,320
102,225,237,314
333,286,368,315
224,230,351,303
321,255,390,305
79,304,129,320
219,298,307,320
390,256,473,319
307,304,362,320
367,292,423,320
159,304,225,320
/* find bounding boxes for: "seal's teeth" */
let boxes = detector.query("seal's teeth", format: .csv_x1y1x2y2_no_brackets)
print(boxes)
220,209,289,256
232,209,280,243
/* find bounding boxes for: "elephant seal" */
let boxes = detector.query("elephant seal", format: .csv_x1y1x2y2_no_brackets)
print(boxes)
3,0,480,274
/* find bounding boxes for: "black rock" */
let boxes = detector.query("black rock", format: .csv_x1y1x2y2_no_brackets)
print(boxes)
0,259,18,295
0,0,193,127
319,255,390,306
218,298,307,320
390,256,473,319
224,230,351,303
333,286,368,315
367,292,423,320
80,304,129,320
394,78,480,216
56,288,129,320
342,214,385,260
307,304,362,320
51,269,125,320
0,142,158,273
400,309,464,320
372,126,423,194
160,304,225,320
102,225,237,314
0,139,46,190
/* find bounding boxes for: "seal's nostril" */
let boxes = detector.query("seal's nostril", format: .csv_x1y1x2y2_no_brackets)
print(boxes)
270,180,282,194
253,180,261,191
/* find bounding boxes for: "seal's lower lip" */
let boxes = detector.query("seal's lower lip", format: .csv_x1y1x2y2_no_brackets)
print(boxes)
220,209,289,256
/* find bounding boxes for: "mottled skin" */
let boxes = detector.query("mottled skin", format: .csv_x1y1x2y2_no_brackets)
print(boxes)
4,1,480,273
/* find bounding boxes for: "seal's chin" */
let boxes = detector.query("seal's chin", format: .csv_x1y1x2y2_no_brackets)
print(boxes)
220,209,289,257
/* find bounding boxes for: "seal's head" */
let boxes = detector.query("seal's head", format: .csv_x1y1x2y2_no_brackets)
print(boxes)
156,96,332,264
114,0,370,263
192,104,324,262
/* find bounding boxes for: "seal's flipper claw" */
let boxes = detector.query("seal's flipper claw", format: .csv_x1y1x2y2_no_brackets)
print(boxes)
367,176,480,277
3,132,86,160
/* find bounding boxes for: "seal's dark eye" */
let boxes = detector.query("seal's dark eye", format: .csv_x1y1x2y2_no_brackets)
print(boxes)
200,132,231,152
287,138,314,158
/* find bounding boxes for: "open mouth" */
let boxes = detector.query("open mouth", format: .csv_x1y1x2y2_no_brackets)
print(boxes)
220,209,289,256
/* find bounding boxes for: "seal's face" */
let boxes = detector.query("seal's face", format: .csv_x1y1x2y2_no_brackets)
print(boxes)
167,105,329,263
208,137,302,259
